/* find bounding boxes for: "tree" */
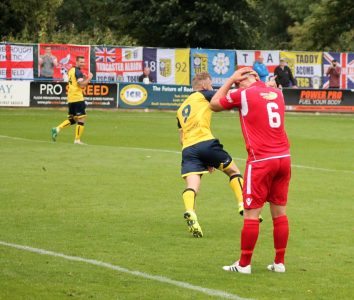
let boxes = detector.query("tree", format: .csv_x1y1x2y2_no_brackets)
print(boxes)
3,0,63,42
116,0,261,49
2,0,353,51
55,0,137,45
0,0,25,41
252,0,294,50
288,0,354,51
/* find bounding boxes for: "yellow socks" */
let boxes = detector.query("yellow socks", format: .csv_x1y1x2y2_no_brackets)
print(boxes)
182,188,196,211
57,119,71,131
229,174,244,206
75,122,85,141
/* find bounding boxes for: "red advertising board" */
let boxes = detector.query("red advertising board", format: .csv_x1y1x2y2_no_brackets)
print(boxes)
38,44,90,80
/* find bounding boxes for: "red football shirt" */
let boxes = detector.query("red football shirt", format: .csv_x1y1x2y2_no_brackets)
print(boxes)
219,81,290,162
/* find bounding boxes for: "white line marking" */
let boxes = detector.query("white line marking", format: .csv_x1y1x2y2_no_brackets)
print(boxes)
0,134,353,175
0,240,251,300
290,163,354,174
0,135,50,143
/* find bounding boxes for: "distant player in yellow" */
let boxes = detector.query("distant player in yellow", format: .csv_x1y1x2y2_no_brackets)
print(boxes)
177,72,255,238
51,56,93,144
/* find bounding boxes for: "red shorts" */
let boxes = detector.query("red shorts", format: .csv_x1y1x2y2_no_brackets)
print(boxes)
243,156,291,209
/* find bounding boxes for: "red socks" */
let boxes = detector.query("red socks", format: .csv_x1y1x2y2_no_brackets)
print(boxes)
273,215,289,264
239,219,260,267
239,215,289,267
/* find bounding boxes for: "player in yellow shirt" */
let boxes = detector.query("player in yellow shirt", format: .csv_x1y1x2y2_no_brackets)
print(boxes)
177,72,260,238
51,56,93,144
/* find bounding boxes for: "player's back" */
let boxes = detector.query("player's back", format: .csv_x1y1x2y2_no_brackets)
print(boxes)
240,82,290,161
67,67,84,102
177,91,215,149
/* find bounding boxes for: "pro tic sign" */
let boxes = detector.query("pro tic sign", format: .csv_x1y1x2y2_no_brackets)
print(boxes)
280,51,322,88
30,82,117,108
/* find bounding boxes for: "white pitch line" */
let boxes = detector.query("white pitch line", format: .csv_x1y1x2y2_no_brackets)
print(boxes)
0,240,251,300
0,134,353,175
0,135,50,143
290,163,354,174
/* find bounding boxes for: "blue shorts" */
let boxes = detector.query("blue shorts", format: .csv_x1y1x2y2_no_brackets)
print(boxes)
181,139,233,177
68,101,86,119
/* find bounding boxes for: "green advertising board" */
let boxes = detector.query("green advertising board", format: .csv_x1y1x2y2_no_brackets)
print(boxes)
118,83,193,109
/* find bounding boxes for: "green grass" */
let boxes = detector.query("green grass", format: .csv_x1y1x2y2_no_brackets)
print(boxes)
0,108,353,300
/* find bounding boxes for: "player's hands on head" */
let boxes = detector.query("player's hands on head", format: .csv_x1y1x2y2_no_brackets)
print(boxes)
231,67,255,84
249,70,260,81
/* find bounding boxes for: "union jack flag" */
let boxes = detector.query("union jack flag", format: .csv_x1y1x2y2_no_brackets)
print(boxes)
95,47,116,63
346,53,354,89
322,52,354,89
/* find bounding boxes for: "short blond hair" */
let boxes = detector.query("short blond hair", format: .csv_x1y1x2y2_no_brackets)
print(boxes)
192,72,211,90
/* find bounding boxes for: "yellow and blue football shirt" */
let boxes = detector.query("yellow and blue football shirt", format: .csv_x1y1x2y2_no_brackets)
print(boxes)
67,67,84,103
177,90,216,149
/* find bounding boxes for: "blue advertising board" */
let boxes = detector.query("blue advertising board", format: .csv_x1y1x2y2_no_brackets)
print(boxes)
190,48,236,86
118,83,193,109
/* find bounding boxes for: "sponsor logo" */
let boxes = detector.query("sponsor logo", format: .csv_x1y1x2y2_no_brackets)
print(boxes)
298,90,343,105
120,84,148,106
193,54,208,74
260,92,278,100
212,53,230,75
124,49,139,60
245,197,252,206
311,76,321,89
159,59,171,77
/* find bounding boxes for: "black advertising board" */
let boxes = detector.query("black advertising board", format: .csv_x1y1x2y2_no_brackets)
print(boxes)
30,82,117,108
283,88,354,112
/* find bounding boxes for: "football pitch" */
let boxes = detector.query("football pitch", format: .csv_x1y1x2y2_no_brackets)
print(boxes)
0,108,353,300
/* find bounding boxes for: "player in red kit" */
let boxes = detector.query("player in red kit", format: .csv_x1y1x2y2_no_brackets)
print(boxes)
210,67,291,274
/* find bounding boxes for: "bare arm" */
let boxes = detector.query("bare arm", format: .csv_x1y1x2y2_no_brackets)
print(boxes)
179,129,183,146
210,67,253,111
78,72,93,88
210,77,235,111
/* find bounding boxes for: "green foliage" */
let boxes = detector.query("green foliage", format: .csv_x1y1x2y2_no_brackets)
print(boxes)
4,0,63,43
251,0,294,49
288,0,354,51
49,27,138,46
117,0,261,49
0,0,23,41
1,0,353,50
